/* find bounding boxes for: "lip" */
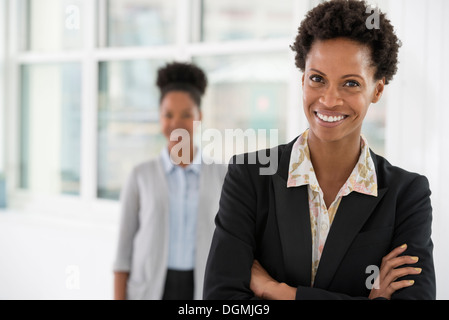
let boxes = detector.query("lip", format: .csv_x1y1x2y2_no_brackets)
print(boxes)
313,111,348,128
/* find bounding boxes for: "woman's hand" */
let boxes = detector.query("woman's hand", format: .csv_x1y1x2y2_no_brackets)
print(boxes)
251,244,421,301
114,271,129,300
250,260,296,300
250,260,276,298
369,244,422,300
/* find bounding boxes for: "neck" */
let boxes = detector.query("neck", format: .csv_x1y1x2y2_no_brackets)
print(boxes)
307,131,361,183
167,143,196,168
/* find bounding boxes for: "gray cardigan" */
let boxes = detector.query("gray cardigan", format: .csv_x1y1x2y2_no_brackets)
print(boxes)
113,155,227,299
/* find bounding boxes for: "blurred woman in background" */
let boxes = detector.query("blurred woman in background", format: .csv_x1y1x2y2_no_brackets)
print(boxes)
113,62,227,300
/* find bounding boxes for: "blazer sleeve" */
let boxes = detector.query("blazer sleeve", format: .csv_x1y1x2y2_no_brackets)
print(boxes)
389,174,436,300
203,159,258,299
113,167,140,272
204,160,436,300
295,174,435,300
203,160,368,300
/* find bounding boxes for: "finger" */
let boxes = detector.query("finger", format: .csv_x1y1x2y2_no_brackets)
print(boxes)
383,266,422,285
379,255,419,282
252,260,264,273
382,244,408,263
379,244,407,281
388,279,415,293
370,278,415,300
383,255,419,270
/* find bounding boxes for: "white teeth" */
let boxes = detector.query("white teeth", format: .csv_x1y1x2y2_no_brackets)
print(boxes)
316,112,345,123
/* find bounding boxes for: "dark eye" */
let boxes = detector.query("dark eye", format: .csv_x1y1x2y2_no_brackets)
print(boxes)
182,113,193,119
344,80,360,87
309,75,324,83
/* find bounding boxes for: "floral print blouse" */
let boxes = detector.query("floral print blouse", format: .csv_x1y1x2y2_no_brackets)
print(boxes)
287,129,378,285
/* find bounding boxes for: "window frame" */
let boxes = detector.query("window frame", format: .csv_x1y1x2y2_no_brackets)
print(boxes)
4,0,312,214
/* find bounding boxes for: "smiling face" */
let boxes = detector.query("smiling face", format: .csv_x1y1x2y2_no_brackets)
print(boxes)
160,91,202,152
302,37,385,145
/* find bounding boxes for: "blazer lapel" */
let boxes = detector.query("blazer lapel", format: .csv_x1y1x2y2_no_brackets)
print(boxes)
313,187,388,289
272,137,312,286
272,142,389,289
273,174,312,287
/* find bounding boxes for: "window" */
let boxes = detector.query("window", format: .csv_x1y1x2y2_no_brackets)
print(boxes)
195,53,290,163
105,0,176,47
197,0,295,42
362,99,386,156
24,0,84,52
7,0,387,207
97,59,167,199
19,63,81,195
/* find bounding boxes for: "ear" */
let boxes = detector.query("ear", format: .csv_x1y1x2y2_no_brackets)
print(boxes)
302,73,305,88
372,77,385,103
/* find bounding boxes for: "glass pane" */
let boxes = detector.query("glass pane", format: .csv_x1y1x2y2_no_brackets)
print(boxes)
363,99,386,156
25,0,83,51
194,53,289,164
199,0,294,42
20,63,81,195
106,0,176,47
98,59,167,200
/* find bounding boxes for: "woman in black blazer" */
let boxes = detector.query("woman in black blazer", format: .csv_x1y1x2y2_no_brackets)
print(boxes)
204,0,436,300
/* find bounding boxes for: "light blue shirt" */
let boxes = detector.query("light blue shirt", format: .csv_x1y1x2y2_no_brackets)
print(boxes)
161,147,201,271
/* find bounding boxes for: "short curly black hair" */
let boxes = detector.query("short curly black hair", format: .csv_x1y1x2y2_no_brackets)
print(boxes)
291,0,401,84
156,62,208,107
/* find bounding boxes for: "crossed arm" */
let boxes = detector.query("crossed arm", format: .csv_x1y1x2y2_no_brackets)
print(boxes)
203,159,435,300
250,244,421,300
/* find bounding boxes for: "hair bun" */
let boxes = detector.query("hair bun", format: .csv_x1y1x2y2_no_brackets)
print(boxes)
156,62,207,95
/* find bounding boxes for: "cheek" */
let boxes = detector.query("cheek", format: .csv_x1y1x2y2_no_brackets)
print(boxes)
303,84,322,102
183,119,196,133
302,86,319,113
302,85,311,104
347,94,370,117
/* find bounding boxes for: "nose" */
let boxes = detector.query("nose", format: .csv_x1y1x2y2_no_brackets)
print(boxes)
169,116,186,130
319,85,343,108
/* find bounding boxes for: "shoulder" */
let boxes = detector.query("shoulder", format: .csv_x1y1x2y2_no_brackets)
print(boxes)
128,157,164,181
227,139,294,181
371,151,431,196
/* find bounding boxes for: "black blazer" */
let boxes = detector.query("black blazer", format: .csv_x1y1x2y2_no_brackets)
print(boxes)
203,137,436,300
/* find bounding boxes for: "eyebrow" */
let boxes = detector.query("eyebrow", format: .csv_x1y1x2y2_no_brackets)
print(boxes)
310,68,364,80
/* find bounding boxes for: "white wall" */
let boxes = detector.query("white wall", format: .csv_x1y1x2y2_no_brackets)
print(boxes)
0,0,5,175
383,0,449,299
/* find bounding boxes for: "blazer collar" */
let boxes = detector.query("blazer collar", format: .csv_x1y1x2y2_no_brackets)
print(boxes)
160,146,202,175
275,136,382,182
275,136,297,181
273,138,388,288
